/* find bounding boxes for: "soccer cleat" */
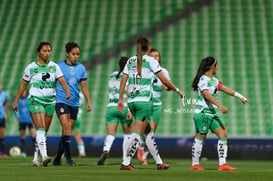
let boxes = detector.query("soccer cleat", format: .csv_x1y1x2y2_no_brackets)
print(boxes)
143,159,148,165
1,153,8,158
79,152,86,158
97,151,109,165
191,164,204,170
120,164,138,170
67,159,77,167
42,157,51,167
21,152,27,157
218,164,237,171
157,163,170,170
32,160,41,166
53,158,62,166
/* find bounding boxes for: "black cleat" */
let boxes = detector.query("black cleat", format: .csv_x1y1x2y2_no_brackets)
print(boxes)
97,151,109,165
67,159,77,167
42,157,51,167
53,158,62,166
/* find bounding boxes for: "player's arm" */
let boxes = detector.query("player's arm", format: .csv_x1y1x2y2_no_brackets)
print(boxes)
58,76,70,100
79,80,92,112
118,74,128,113
13,80,28,112
220,85,248,104
126,85,131,121
156,71,185,98
202,89,228,114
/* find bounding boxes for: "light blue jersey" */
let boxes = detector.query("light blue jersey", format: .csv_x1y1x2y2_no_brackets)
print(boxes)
17,97,32,123
56,60,87,107
0,91,8,119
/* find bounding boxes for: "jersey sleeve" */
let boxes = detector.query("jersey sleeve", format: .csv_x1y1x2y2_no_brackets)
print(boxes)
150,58,161,74
217,80,223,90
198,76,209,92
55,64,64,79
162,68,171,80
23,65,31,82
80,64,87,81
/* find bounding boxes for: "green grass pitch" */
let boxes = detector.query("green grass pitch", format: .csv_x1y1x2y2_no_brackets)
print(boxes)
0,157,272,181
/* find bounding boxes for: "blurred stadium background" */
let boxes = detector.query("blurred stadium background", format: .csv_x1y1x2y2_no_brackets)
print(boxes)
0,0,273,158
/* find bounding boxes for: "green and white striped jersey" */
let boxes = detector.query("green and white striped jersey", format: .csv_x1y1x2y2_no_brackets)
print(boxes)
123,55,161,103
107,71,127,107
195,75,223,113
23,61,63,104
152,67,170,106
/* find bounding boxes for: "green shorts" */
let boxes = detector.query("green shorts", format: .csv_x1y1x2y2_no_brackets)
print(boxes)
193,109,225,135
152,105,162,124
128,101,152,123
106,106,132,125
28,96,55,115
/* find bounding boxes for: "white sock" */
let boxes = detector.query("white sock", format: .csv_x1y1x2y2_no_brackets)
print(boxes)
36,129,48,160
78,143,85,155
218,139,227,166
192,138,203,166
145,132,162,164
103,135,115,152
122,133,140,166
122,134,131,161
33,138,39,161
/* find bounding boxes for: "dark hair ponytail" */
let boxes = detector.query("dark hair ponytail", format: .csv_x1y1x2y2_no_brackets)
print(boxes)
116,57,129,79
136,37,150,77
192,56,217,91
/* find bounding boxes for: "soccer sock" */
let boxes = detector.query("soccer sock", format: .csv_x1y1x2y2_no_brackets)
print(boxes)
55,138,64,160
20,138,26,153
122,132,141,166
218,138,228,166
145,132,163,164
78,142,85,155
33,137,39,161
0,138,4,154
192,137,204,166
103,134,115,152
36,129,48,159
62,135,72,161
122,134,131,161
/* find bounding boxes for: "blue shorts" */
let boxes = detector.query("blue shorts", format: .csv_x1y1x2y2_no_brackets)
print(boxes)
0,118,6,128
55,103,79,120
19,123,34,131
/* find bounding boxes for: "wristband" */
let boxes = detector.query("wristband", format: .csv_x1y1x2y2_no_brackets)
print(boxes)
176,87,180,93
234,92,247,101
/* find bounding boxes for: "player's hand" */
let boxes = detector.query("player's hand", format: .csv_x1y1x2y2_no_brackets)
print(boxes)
241,97,248,104
86,103,92,112
219,105,228,114
117,100,124,113
127,109,132,120
178,90,185,98
12,101,18,112
65,91,71,100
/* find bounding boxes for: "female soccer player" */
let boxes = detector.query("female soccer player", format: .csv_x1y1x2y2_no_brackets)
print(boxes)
137,48,171,165
53,42,92,166
0,81,9,157
191,56,248,171
13,42,70,166
118,37,185,170
15,89,36,157
97,57,133,166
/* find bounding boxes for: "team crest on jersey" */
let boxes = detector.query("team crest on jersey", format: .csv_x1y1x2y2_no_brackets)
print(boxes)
49,66,54,73
34,69,38,73
202,125,207,131
35,105,39,110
